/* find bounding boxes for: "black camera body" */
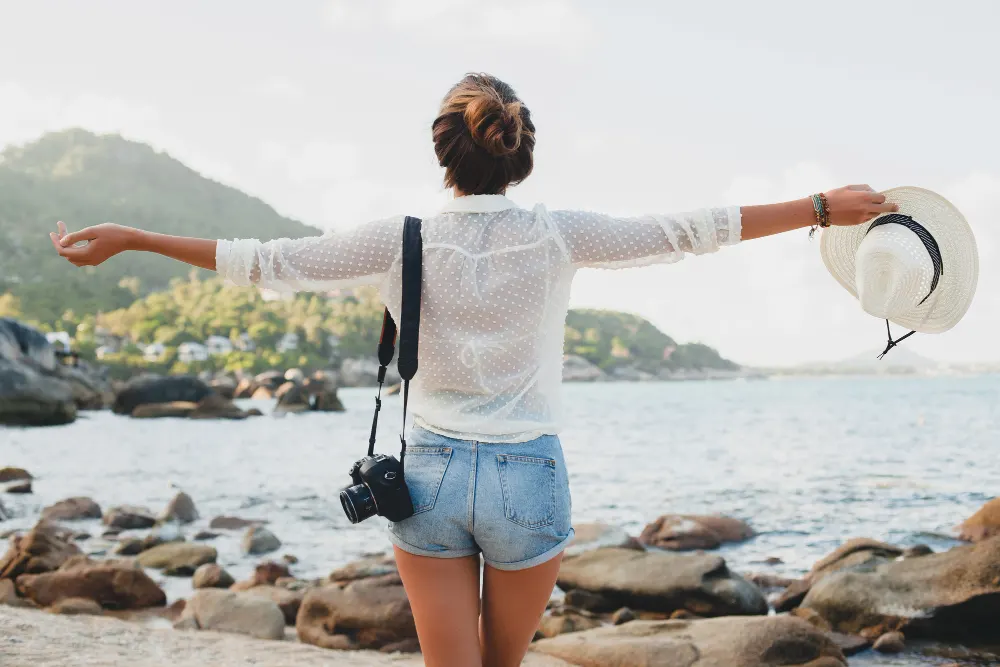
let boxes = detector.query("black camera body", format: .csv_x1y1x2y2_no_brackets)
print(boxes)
340,454,414,524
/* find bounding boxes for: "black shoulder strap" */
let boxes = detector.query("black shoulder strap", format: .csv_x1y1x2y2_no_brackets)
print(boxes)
367,216,422,464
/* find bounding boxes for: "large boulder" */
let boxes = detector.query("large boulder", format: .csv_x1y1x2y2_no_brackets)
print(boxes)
159,491,199,524
557,547,768,617
178,588,285,640
0,468,32,484
136,543,217,576
245,584,305,625
0,522,82,579
531,616,847,667
0,359,77,426
41,497,102,522
188,393,250,420
562,355,607,382
112,374,214,415
131,401,198,419
801,536,1000,639
55,360,112,410
274,373,345,414
297,574,416,650
339,358,400,388
242,526,281,555
958,498,1000,542
209,515,264,530
566,523,644,556
192,564,235,589
328,553,398,582
640,515,756,551
15,555,166,610
775,538,903,612
103,505,157,530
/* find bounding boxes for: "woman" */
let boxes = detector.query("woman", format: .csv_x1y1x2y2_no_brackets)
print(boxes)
51,73,896,666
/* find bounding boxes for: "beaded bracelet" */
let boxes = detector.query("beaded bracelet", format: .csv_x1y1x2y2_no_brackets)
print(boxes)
809,193,830,239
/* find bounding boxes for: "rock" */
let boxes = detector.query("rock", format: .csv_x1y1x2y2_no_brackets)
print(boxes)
1,577,36,608
233,377,256,399
339,358,401,388
112,374,214,415
297,574,416,650
328,553,398,582
282,554,298,565
253,370,286,391
242,526,281,555
41,497,102,522
562,355,607,382
531,616,847,667
160,491,198,524
193,531,219,541
0,467,32,483
180,588,285,640
380,638,420,653
744,572,800,592
5,481,31,494
0,319,79,426
0,500,8,522
557,547,768,617
250,386,274,400
775,538,903,612
188,393,249,420
537,609,603,638
957,497,1000,542
563,589,615,613
103,505,156,530
565,523,644,556
208,377,236,400
903,544,934,558
873,631,905,654
253,560,291,586
0,521,82,579
611,607,635,625
245,408,264,417
112,538,147,556
245,585,304,625
49,596,103,615
801,535,1000,639
131,401,198,418
827,632,872,656
15,556,166,609
639,514,756,551
192,564,235,589
210,515,263,530
790,606,833,632
137,543,216,576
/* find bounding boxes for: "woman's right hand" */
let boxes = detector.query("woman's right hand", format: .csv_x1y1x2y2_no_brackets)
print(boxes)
50,221,138,267
824,184,898,227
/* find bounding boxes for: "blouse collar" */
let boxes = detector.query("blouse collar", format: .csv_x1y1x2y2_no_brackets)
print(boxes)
439,194,519,214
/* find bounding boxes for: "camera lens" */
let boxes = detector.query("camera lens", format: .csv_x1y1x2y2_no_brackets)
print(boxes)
340,483,377,524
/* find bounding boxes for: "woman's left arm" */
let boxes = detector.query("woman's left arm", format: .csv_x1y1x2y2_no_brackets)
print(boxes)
740,184,897,240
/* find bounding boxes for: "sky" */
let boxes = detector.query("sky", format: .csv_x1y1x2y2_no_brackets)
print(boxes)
1,0,998,366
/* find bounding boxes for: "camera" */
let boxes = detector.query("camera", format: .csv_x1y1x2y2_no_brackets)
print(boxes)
339,454,414,524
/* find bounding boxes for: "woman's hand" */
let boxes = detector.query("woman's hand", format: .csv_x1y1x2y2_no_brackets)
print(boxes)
50,221,138,267
823,184,898,227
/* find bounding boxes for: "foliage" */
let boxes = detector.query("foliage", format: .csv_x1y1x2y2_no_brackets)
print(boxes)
0,129,318,324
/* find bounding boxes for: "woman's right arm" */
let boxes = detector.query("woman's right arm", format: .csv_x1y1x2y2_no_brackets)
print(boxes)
52,215,406,292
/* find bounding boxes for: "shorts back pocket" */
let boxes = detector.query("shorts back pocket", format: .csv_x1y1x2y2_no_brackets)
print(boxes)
404,446,453,515
496,454,556,529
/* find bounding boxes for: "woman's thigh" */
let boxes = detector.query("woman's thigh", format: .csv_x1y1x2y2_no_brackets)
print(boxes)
393,546,482,667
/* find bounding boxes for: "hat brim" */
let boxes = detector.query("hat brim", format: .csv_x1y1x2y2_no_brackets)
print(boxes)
820,186,979,334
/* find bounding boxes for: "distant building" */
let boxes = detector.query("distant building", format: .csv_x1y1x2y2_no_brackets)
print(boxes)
45,331,72,354
178,342,209,363
276,332,299,353
235,332,256,352
143,343,167,362
205,335,234,356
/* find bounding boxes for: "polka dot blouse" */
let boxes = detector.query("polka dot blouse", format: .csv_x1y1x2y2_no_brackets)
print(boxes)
216,195,741,442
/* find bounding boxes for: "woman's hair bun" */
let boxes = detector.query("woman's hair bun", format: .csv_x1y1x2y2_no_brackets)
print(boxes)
464,93,525,157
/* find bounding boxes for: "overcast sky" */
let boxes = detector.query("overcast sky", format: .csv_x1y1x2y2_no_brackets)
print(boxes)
2,0,997,366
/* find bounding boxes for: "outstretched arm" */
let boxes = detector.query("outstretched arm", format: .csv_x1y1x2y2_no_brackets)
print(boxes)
548,184,898,269
51,216,406,292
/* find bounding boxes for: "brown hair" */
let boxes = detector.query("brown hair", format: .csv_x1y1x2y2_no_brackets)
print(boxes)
432,73,535,196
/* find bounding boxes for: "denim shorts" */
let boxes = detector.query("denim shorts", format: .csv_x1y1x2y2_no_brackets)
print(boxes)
387,426,574,571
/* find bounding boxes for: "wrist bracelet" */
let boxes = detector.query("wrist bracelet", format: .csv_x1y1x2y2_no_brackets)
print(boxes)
809,193,830,239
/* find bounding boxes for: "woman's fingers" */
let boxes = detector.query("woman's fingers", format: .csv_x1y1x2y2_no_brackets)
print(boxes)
868,202,899,213
57,220,68,239
848,184,875,192
59,228,96,247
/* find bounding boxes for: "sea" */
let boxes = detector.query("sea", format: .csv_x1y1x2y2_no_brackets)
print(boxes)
4,375,1000,665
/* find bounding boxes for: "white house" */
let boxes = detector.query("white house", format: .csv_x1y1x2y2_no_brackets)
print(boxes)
277,332,299,353
45,331,72,354
235,332,256,352
178,342,209,363
205,335,234,356
143,343,167,362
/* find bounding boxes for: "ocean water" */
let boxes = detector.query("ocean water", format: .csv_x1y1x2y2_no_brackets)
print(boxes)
3,375,1000,665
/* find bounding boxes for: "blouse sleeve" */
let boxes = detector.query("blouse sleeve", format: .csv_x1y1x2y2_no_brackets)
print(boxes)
547,207,741,269
215,215,405,292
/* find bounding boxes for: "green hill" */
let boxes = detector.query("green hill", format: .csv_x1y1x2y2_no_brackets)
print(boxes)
0,129,318,323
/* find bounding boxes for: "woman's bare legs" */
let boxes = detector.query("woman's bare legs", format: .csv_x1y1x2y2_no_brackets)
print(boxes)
393,546,483,667
480,554,564,667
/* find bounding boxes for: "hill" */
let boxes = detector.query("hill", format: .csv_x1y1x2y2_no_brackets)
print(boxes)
0,130,318,323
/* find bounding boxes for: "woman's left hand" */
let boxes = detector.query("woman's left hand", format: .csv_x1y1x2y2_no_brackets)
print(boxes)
50,221,137,267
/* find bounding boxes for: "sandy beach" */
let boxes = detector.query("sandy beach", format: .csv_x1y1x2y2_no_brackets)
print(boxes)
0,606,571,667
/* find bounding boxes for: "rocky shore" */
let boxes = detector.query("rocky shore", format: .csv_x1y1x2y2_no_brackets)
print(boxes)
4,473,1000,665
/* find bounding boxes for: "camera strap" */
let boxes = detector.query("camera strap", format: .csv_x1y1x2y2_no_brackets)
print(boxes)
368,216,422,476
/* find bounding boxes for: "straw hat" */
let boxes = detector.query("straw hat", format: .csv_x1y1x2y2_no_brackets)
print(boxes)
820,186,978,335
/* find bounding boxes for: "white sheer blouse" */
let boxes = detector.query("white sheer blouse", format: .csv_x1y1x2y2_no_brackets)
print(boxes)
216,195,741,442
